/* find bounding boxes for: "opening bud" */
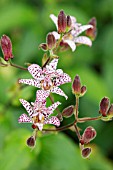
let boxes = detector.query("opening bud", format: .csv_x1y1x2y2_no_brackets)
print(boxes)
99,97,110,117
0,34,14,61
26,136,36,147
107,104,113,116
80,126,96,145
46,33,56,49
72,75,81,96
81,147,92,158
58,10,67,34
62,105,74,118
85,17,97,40
81,86,87,96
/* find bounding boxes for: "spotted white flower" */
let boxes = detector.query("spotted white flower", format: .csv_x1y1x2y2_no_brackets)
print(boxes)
50,14,93,51
18,90,61,130
19,59,71,99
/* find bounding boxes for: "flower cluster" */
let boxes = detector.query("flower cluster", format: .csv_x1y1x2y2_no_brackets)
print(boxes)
1,9,112,159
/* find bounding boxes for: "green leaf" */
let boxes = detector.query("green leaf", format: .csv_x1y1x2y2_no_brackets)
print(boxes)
0,129,41,170
35,134,88,170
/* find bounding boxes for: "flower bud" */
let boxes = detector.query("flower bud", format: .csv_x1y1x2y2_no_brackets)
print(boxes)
58,10,67,34
46,33,56,49
85,17,97,40
80,126,96,145
81,86,87,96
67,15,72,28
107,104,113,115
26,136,36,147
81,147,91,158
72,75,81,96
39,43,48,51
62,105,74,118
0,34,14,61
99,97,110,117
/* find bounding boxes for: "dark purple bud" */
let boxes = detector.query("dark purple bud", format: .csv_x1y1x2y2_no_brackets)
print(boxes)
72,75,81,95
39,43,48,51
99,97,110,117
85,17,97,40
46,33,56,49
82,147,91,158
80,126,96,145
67,15,72,28
0,34,14,61
62,105,74,118
107,104,113,115
58,10,67,34
81,86,87,96
26,136,36,147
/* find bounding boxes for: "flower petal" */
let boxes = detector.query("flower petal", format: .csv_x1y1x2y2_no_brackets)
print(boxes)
44,116,60,126
51,86,68,99
46,58,58,72
53,73,71,86
74,36,92,46
52,31,60,40
35,123,43,131
19,99,33,116
36,90,50,103
28,64,43,80
50,14,58,29
73,24,93,37
19,79,41,88
47,102,61,116
64,40,76,51
18,113,32,123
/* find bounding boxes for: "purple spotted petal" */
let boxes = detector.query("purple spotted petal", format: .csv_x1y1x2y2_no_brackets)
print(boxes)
19,99,33,116
19,79,41,88
36,90,50,103
44,116,60,126
28,64,43,80
18,113,32,123
74,36,92,46
46,59,58,72
53,73,71,86
51,86,68,99
46,102,61,117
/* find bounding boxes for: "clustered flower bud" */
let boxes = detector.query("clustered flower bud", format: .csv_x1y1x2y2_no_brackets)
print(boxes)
62,105,74,118
58,10,67,34
67,15,72,28
81,147,92,158
0,34,14,61
46,33,56,49
39,43,48,51
72,75,87,97
99,97,110,117
26,136,36,147
85,17,97,40
80,126,97,145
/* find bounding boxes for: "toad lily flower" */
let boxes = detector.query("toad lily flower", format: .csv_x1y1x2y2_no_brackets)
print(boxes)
50,12,93,51
18,90,61,130
19,59,71,99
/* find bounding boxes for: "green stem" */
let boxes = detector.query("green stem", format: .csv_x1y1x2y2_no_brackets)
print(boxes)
43,120,77,132
78,116,102,122
10,61,28,71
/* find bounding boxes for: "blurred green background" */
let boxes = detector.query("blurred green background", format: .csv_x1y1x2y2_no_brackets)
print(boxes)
0,0,113,170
